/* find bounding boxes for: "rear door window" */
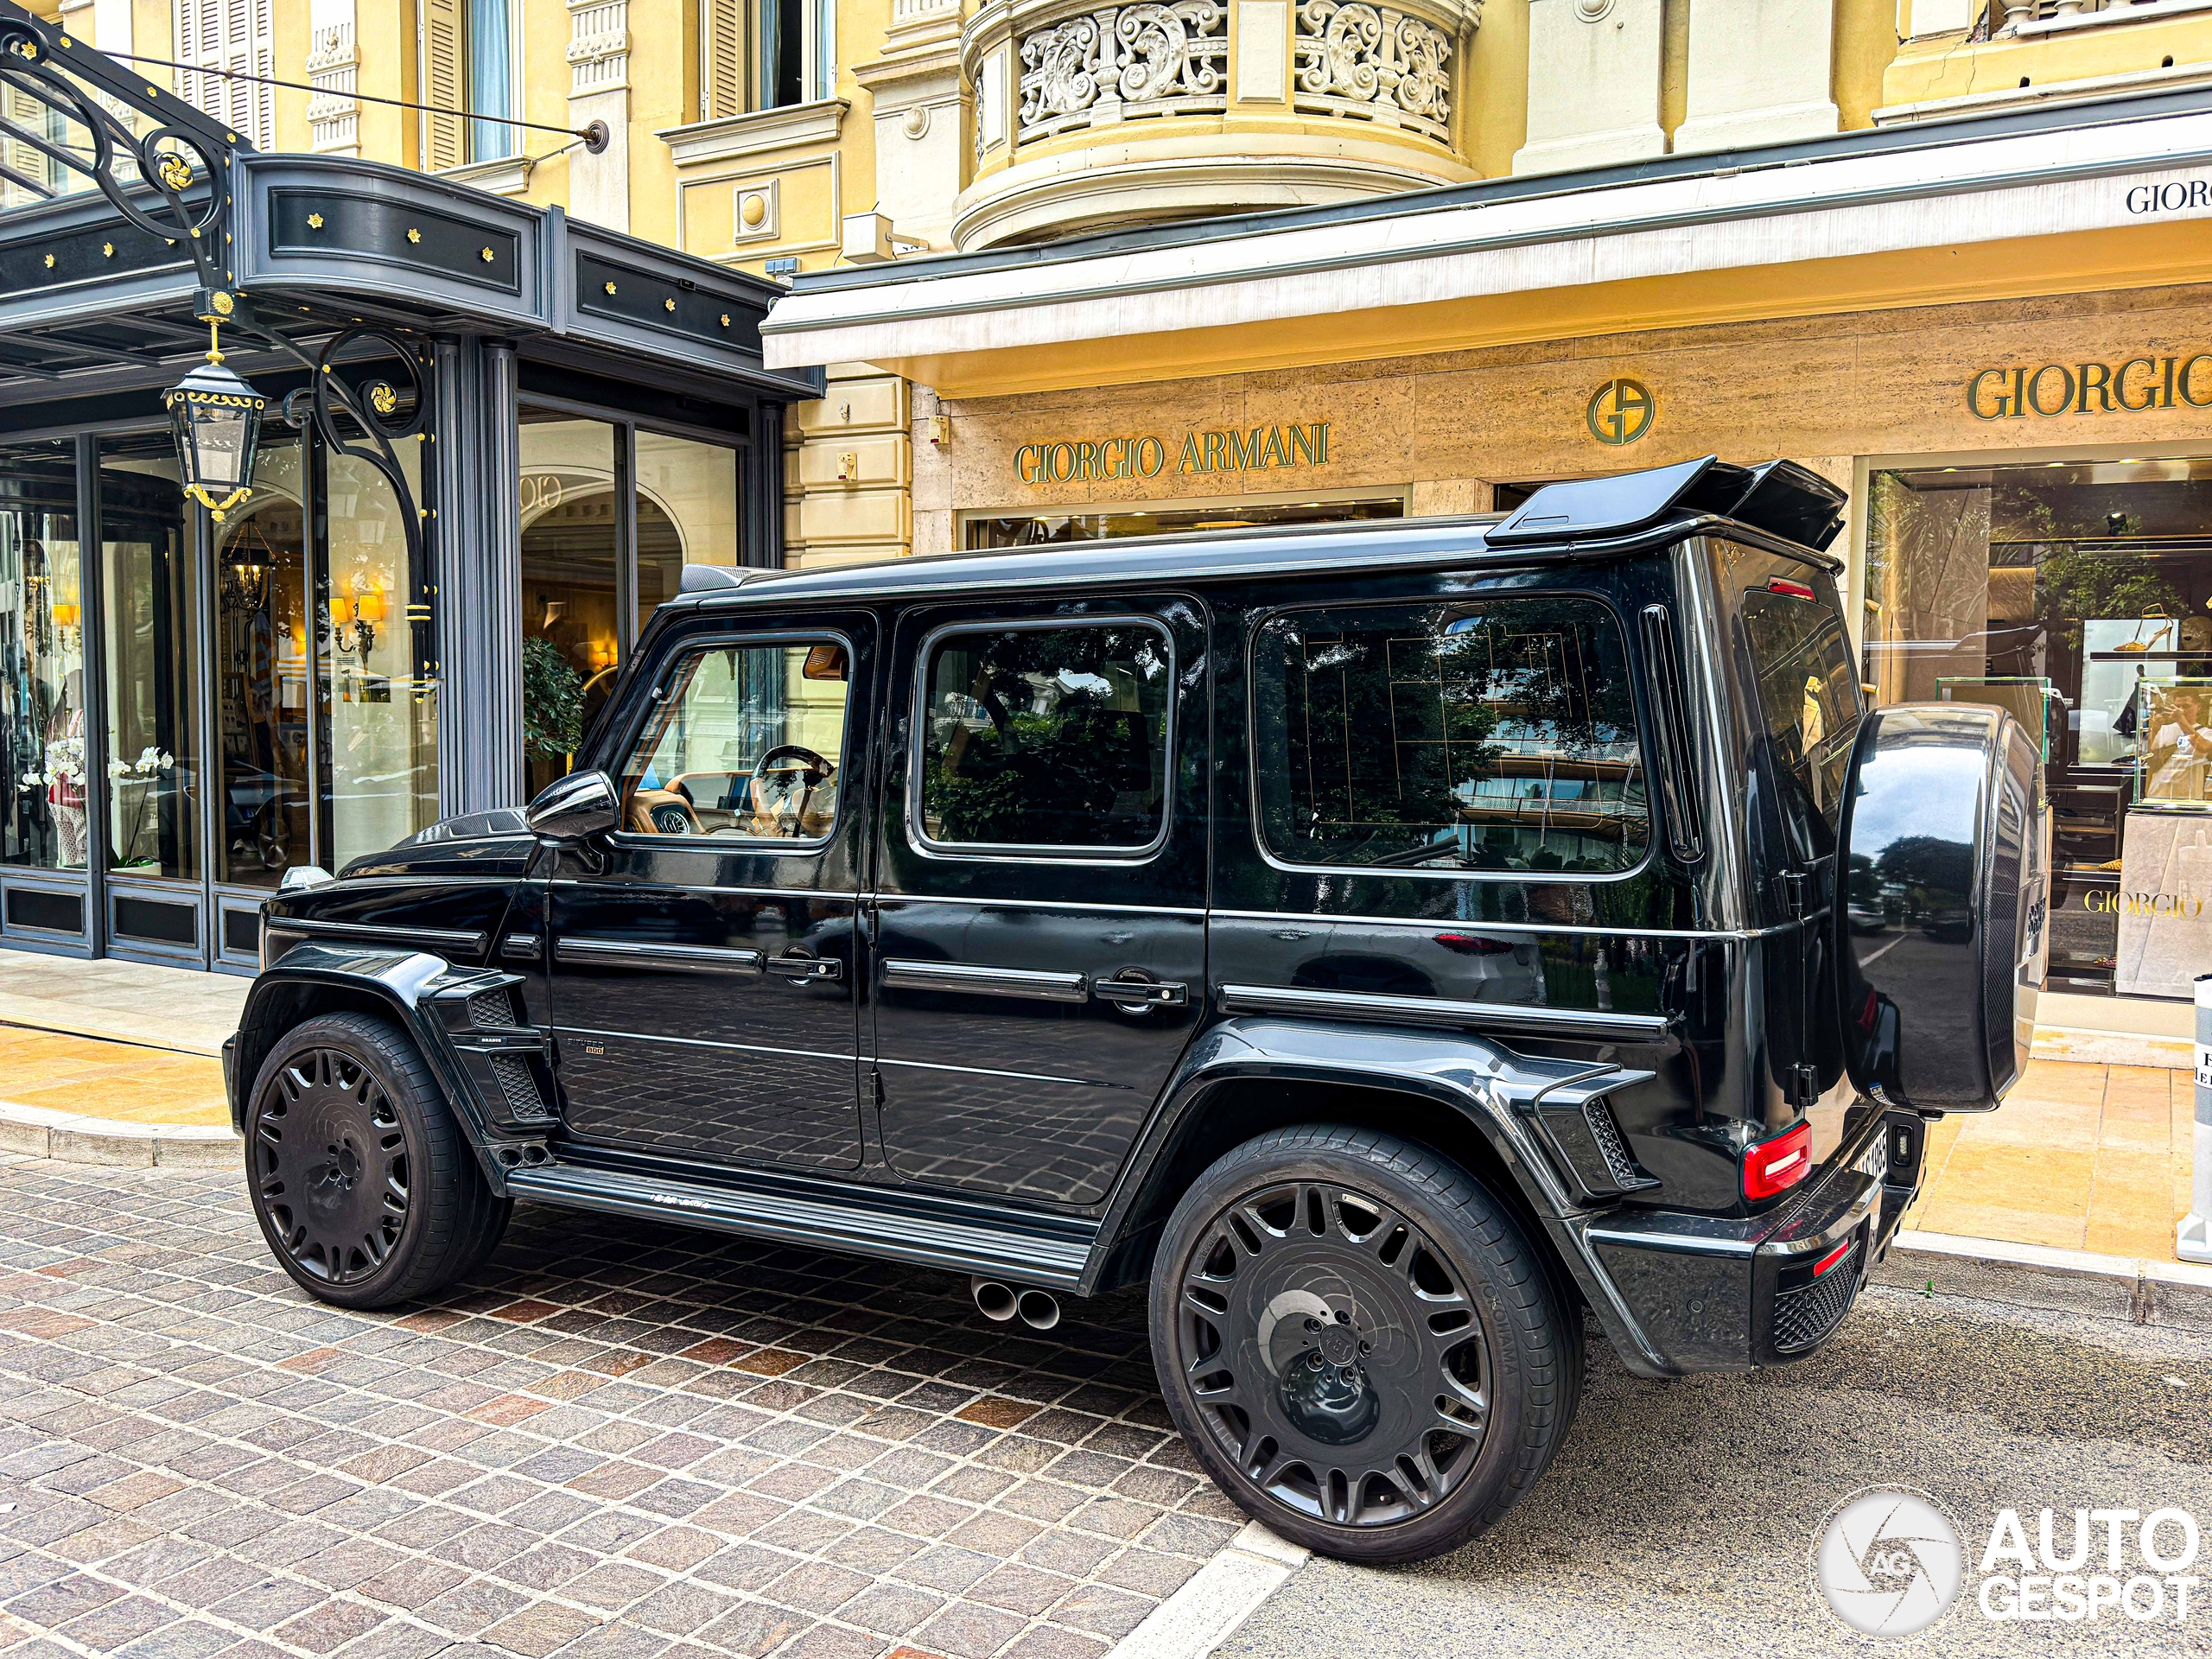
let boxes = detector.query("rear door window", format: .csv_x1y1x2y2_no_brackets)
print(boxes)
914,620,1173,854
1250,597,1649,874
1737,569,1861,856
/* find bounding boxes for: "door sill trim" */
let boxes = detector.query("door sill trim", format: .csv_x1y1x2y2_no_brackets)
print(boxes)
511,1157,1098,1287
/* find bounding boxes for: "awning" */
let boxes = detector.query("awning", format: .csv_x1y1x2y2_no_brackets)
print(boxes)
762,86,2212,398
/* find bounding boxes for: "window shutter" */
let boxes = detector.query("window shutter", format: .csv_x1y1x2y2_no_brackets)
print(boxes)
419,0,465,171
702,0,744,121
172,0,272,148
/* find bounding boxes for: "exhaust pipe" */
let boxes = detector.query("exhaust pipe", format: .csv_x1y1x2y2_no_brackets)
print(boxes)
970,1276,1018,1322
1016,1288,1060,1331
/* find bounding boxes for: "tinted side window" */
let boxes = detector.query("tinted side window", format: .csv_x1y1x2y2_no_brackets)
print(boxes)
915,622,1173,851
1253,598,1649,874
619,640,850,840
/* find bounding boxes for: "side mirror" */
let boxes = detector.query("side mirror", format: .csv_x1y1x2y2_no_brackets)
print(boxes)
525,769,620,842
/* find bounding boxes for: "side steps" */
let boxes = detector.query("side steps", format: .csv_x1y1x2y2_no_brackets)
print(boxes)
505,1159,1098,1288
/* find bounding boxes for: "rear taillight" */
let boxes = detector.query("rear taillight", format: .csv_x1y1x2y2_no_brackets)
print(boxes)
1810,1237,1853,1278
1765,575,1817,601
1435,932,1517,956
1743,1122,1813,1201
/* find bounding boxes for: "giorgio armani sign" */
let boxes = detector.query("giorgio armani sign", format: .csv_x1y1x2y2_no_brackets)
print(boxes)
1968,356,2212,419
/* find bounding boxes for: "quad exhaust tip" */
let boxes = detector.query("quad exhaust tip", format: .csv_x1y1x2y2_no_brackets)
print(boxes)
970,1276,1059,1331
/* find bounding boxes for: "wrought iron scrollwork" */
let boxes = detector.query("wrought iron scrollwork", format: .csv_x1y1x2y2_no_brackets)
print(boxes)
0,1,441,696
0,10,229,292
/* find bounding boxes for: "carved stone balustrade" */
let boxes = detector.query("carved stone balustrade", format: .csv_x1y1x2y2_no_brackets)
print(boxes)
956,0,1481,249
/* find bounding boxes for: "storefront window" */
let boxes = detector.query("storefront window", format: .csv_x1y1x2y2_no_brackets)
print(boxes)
323,444,438,870
635,429,740,630
1867,460,2212,997
99,435,199,882
519,412,621,799
966,497,1404,549
1,441,85,871
214,436,311,887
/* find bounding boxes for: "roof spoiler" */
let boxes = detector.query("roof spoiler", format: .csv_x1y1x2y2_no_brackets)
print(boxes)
1487,456,1847,552
679,563,771,594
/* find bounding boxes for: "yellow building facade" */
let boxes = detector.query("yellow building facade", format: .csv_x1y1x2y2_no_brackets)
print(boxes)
21,0,2212,583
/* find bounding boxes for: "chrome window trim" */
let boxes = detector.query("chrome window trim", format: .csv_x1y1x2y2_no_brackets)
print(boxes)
1243,590,1659,887
881,958,1090,1003
867,892,1203,918
554,938,765,976
1205,906,1788,941
607,626,859,858
265,916,489,953
906,613,1178,864
551,879,858,903
1216,982,1673,1039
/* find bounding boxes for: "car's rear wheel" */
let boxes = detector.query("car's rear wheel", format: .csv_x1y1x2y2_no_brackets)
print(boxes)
245,1012,505,1309
1150,1124,1581,1564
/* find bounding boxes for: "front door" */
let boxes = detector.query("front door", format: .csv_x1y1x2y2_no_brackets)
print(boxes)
548,616,872,1169
870,599,1209,1205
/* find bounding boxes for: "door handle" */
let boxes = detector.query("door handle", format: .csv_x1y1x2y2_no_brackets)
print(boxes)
1091,978,1190,1009
766,953,842,981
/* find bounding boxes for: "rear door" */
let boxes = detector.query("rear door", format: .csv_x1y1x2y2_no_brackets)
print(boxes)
868,597,1209,1205
547,616,872,1169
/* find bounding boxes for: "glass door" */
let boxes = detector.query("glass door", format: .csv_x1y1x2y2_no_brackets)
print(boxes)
98,434,204,963
0,438,91,950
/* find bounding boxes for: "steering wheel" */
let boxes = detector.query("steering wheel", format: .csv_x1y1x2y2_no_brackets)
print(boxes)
753,744,836,789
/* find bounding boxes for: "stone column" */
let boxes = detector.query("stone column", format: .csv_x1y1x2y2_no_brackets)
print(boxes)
567,0,630,231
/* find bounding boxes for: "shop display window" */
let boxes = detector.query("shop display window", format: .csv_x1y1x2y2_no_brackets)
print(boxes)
1867,459,2212,995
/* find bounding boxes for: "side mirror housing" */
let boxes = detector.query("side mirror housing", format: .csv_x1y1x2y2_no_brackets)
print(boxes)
525,769,620,842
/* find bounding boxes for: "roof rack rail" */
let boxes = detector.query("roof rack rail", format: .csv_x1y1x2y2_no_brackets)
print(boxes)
1486,455,1847,552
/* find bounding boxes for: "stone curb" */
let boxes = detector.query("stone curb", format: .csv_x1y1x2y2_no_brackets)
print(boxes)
0,1098,237,1168
1875,1228,2212,1332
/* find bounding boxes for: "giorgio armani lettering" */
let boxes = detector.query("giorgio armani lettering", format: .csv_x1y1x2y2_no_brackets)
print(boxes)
2126,181,2212,215
1014,422,1331,484
1967,357,2212,420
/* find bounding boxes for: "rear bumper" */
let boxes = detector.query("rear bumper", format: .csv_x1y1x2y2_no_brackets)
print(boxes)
1560,1111,1901,1377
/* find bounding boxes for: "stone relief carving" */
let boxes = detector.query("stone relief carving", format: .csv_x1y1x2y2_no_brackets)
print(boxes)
1016,3,1228,137
1293,0,1453,138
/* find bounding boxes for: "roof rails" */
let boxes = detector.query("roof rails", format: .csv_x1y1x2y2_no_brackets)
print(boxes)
1486,456,1847,552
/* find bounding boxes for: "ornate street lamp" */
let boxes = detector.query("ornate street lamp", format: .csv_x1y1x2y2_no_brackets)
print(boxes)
162,293,266,524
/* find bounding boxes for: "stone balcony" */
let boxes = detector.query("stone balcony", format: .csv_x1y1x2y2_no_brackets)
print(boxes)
952,0,1484,250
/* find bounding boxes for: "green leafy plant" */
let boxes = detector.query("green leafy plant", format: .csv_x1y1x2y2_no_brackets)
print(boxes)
521,635,585,761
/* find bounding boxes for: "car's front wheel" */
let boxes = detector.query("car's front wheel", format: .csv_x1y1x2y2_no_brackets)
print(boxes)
1150,1124,1582,1564
245,1012,505,1308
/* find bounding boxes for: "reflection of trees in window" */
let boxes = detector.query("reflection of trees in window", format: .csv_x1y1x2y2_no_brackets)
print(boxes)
1255,599,1647,874
920,626,1171,849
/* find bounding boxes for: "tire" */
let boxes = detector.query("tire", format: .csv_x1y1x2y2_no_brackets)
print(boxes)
1149,1124,1583,1565
244,1012,501,1310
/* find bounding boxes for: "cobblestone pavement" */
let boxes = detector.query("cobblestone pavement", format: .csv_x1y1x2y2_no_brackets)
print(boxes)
0,1156,1245,1659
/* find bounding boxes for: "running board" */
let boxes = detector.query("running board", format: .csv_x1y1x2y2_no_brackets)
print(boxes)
505,1161,1097,1289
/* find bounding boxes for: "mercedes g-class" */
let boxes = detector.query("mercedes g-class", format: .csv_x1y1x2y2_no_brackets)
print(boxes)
229,454,2048,1563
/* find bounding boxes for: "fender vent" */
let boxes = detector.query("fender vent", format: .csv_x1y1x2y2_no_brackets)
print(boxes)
467,988,516,1029
486,1054,551,1121
1584,1097,1641,1189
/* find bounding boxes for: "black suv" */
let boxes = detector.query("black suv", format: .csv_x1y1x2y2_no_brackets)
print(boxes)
229,455,2047,1564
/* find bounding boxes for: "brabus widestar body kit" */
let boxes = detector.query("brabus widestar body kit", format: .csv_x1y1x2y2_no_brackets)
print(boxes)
229,454,2048,1563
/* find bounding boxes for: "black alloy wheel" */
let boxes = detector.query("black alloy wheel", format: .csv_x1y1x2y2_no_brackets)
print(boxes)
246,1013,506,1308
1153,1125,1581,1564
254,1044,410,1286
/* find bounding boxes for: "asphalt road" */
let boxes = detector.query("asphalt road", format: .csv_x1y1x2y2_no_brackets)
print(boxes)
1221,1281,2212,1658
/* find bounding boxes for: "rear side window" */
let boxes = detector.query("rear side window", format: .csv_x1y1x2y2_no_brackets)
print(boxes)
1738,576,1860,853
915,621,1173,852
1252,598,1649,874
